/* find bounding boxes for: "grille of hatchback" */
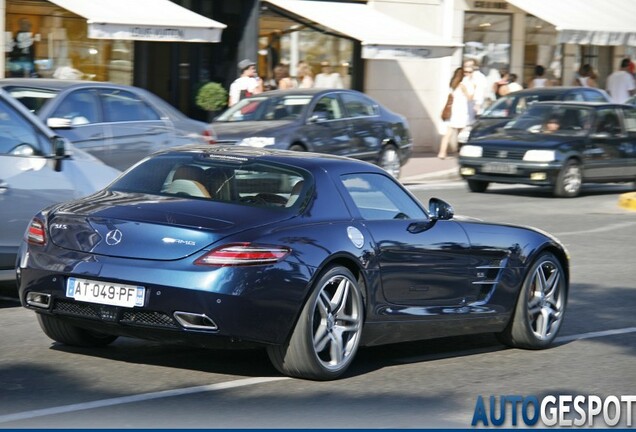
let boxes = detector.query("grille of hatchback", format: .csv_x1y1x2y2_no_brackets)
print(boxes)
482,149,526,160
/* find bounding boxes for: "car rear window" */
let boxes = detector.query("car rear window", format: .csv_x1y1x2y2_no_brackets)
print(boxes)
5,86,58,113
108,152,310,210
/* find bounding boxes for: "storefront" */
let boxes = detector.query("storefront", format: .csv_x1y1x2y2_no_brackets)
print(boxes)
2,0,226,114
464,0,636,95
259,0,461,152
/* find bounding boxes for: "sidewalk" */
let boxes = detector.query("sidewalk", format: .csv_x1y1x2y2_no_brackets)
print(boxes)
400,153,460,184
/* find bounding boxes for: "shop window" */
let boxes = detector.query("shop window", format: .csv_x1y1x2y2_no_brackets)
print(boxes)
6,1,133,84
258,10,354,90
463,12,511,102
523,16,559,86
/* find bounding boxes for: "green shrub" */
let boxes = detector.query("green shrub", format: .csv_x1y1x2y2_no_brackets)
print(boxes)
195,82,228,112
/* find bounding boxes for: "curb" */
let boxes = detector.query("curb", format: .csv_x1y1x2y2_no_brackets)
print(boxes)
401,168,460,185
618,192,636,211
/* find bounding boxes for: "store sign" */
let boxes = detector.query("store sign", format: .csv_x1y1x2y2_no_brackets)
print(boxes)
362,45,455,60
472,1,508,10
88,23,223,43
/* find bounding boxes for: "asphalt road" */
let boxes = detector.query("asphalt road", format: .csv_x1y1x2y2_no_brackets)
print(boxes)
1,180,634,428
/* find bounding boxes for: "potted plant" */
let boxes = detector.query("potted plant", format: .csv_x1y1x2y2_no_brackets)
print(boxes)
195,82,228,120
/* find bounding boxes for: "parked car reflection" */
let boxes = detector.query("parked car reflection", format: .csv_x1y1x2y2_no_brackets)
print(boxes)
0,78,214,171
211,89,412,178
0,88,120,281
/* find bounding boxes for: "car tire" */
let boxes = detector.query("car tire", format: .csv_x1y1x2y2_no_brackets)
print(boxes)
467,179,489,193
378,145,401,178
554,160,582,197
496,252,567,349
37,314,118,347
267,266,364,380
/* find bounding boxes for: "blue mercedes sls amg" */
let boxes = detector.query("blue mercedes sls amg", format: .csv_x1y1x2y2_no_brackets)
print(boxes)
17,145,569,380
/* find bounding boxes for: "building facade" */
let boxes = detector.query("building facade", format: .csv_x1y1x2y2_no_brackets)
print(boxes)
2,0,635,154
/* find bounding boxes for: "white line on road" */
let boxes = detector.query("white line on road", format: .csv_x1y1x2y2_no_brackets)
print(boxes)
555,327,636,343
555,221,636,236
2,328,635,424
394,327,636,365
0,376,289,424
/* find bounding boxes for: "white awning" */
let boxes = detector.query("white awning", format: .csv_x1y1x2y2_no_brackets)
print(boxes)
507,0,636,46
48,0,227,43
264,0,460,60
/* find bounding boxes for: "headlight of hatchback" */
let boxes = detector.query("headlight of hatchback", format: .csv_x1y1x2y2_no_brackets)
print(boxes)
459,144,482,157
523,150,555,162
238,137,275,147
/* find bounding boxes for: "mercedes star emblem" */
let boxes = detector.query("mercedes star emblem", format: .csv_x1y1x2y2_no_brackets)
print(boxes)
105,229,123,246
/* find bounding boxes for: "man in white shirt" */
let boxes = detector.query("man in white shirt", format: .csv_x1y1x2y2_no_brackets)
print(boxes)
463,59,489,115
606,58,636,104
314,62,344,89
228,59,263,107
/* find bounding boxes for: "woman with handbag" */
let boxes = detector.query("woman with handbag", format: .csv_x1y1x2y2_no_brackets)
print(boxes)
438,66,474,159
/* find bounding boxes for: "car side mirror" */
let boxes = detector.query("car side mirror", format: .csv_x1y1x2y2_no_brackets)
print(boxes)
428,197,454,220
407,198,454,234
53,137,67,172
47,117,72,129
309,111,329,123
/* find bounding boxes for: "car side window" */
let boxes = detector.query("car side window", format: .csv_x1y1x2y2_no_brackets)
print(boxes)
0,98,46,156
583,89,608,102
341,93,377,118
622,108,636,133
51,90,100,125
563,91,584,102
311,95,343,120
100,89,160,122
341,173,426,220
595,109,622,135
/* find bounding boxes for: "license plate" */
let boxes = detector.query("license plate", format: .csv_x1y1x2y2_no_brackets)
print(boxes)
482,162,518,174
66,277,145,308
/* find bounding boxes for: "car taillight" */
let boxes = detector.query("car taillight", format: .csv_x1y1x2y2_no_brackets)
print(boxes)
27,219,46,245
202,128,216,144
195,243,290,266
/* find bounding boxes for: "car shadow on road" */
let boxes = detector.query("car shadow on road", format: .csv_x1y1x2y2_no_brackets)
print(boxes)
482,183,633,198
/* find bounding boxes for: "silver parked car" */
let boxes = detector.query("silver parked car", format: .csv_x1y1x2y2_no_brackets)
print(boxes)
0,88,121,281
1,79,213,171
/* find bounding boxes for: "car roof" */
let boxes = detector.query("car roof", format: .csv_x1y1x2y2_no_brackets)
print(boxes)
244,88,366,98
155,144,386,174
512,86,606,96
0,78,142,92
532,100,632,109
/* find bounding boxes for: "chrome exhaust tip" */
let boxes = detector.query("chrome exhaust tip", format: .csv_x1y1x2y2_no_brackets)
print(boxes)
173,311,218,331
26,292,51,309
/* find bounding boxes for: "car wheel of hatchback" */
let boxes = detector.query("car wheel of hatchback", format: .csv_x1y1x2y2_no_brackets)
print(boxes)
554,160,582,197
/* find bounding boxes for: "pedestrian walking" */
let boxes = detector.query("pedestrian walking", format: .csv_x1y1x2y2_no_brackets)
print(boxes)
606,58,636,104
228,59,263,107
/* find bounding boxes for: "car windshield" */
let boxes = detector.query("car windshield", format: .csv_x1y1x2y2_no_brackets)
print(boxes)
482,93,559,118
216,95,312,122
108,152,310,210
503,104,593,136
4,86,59,113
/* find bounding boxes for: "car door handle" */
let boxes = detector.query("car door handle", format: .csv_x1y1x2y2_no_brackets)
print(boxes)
0,180,8,194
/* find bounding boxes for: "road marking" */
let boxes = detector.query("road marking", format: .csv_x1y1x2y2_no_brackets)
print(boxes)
555,221,636,236
0,376,289,424
2,329,635,424
395,327,636,365
555,327,636,343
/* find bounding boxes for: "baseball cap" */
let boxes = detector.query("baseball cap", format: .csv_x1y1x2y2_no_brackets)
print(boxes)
238,59,256,71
